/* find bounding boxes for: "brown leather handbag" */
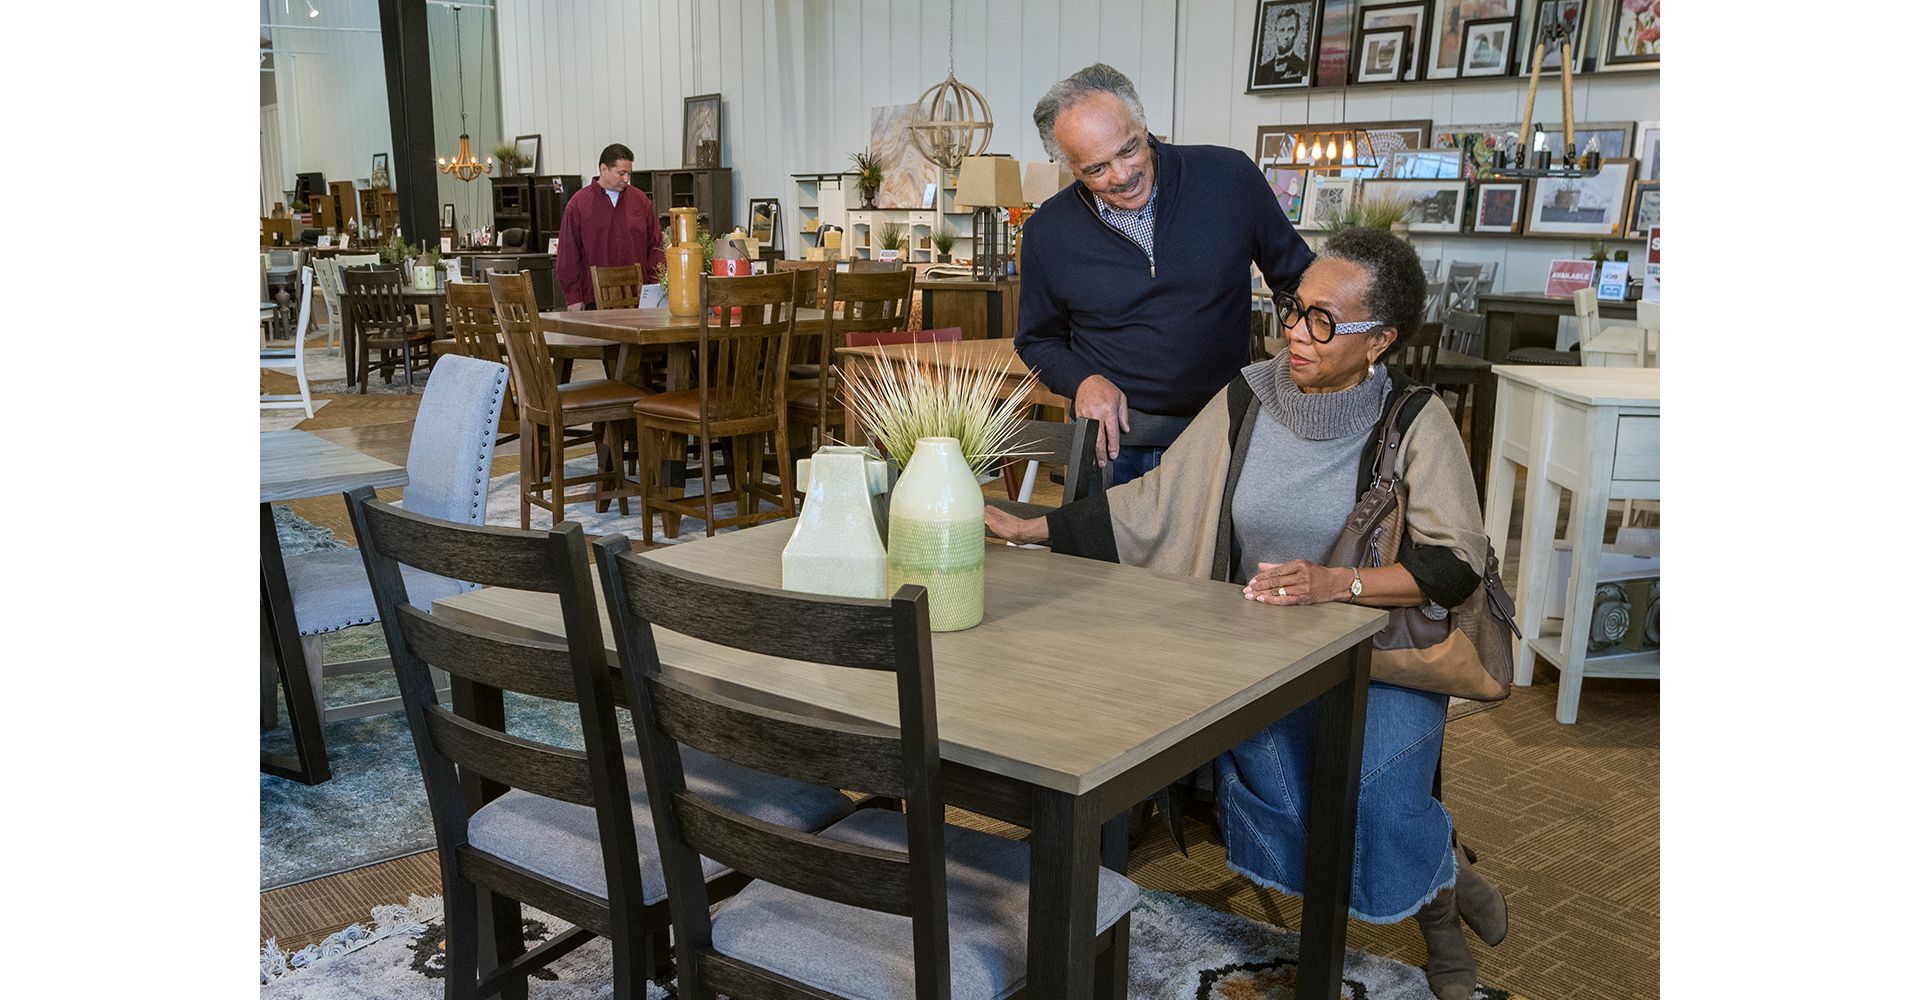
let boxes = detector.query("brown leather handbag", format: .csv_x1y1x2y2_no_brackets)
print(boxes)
1329,387,1519,701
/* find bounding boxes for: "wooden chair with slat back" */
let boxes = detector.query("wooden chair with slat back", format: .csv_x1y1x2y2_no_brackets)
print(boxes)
591,264,666,388
984,416,1102,517
1439,308,1486,359
489,270,649,528
347,491,858,999
773,258,837,384
630,270,799,544
789,268,916,457
848,258,904,272
443,281,524,444
343,266,436,393
1397,321,1443,387
1504,286,1596,366
590,540,1139,999
1442,261,1485,315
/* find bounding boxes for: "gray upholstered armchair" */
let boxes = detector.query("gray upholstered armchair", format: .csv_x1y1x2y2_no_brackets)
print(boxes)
281,355,509,722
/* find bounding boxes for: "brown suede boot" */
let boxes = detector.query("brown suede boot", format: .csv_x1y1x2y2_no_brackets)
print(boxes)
1453,843,1508,946
1414,888,1479,1000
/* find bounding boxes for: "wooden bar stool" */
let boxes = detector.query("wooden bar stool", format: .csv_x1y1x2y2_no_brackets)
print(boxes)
488,271,649,529
630,270,798,544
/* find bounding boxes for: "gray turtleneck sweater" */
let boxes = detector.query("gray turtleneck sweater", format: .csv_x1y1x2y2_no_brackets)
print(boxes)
1228,356,1390,585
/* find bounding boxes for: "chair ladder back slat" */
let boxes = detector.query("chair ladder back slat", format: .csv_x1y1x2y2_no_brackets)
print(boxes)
358,500,567,591
394,605,585,704
648,675,907,798
422,703,597,806
618,556,901,670
445,282,505,364
672,791,916,916
590,264,644,310
489,271,561,415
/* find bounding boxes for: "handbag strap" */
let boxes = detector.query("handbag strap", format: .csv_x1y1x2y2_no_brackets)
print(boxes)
1370,385,1436,487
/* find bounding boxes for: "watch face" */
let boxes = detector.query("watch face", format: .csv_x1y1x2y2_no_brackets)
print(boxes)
1351,576,1364,596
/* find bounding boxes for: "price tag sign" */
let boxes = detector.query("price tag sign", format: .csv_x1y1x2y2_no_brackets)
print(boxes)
547,237,560,254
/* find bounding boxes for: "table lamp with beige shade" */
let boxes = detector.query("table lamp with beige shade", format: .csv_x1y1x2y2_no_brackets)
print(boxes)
955,155,1024,282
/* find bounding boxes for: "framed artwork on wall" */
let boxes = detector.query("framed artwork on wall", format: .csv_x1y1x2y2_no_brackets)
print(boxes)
1533,121,1635,161
1634,122,1660,180
1435,124,1519,179
1362,178,1469,232
1256,125,1299,169
1473,181,1527,232
1626,180,1659,237
440,203,455,229
1599,0,1659,71
370,153,390,189
1267,165,1311,222
1300,175,1359,227
1353,119,1433,175
1314,0,1358,89
513,134,541,175
748,198,781,250
1355,27,1414,83
1248,0,1321,91
1524,157,1634,235
1388,147,1466,179
1520,0,1590,75
1458,15,1519,76
682,94,722,168
1426,0,1518,80
1357,0,1432,81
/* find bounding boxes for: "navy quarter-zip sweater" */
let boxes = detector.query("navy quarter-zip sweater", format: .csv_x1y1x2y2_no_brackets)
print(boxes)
1015,139,1315,416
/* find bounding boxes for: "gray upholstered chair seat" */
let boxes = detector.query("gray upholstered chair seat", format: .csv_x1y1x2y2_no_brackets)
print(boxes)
710,808,1141,999
285,548,472,636
466,742,856,905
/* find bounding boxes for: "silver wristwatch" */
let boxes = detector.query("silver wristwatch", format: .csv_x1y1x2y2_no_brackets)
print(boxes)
1348,567,1364,601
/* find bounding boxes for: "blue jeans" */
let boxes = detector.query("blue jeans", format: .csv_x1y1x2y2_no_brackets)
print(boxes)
1215,682,1455,923
1107,445,1166,486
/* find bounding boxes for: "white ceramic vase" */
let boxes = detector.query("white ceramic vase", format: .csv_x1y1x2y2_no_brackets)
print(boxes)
412,264,436,291
886,437,985,631
782,447,890,599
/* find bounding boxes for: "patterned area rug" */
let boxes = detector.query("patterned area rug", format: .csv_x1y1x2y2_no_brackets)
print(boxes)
261,891,1515,999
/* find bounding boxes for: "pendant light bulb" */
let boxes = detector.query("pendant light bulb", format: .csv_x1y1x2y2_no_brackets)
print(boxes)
1309,139,1323,161
1343,137,1356,160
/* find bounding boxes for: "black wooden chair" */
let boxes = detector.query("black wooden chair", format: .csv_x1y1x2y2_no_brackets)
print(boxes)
348,489,857,999
591,538,1141,999
987,416,1102,520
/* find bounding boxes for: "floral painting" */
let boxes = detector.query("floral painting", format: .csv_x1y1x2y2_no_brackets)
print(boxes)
1604,0,1660,69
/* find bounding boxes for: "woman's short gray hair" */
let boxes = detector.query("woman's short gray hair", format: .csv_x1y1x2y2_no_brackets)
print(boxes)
1033,63,1149,162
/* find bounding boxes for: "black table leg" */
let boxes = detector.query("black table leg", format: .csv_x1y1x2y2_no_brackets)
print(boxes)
260,502,331,784
1028,786,1101,999
1296,641,1372,1000
1101,810,1129,872
1469,369,1497,502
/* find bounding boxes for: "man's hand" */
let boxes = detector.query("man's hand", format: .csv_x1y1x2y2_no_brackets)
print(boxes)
1074,374,1131,464
566,301,587,312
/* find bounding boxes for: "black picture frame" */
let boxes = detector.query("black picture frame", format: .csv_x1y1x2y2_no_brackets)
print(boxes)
513,134,541,175
441,203,455,229
1626,180,1658,237
1458,15,1519,77
683,93,723,168
369,153,389,189
1248,0,1322,92
1356,0,1432,82
1599,0,1659,69
1354,26,1414,84
747,198,781,251
1522,0,1589,75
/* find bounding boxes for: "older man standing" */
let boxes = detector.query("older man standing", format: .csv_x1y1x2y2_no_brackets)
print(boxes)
1016,64,1314,483
557,143,665,311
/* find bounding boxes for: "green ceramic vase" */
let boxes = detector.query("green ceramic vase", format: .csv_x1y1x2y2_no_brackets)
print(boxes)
885,437,984,631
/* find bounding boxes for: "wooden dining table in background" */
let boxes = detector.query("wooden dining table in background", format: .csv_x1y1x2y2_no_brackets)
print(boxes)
435,519,1385,1000
540,305,830,391
338,284,448,388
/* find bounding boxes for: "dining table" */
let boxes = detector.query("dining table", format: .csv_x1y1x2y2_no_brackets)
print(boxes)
539,305,831,391
260,429,409,784
1478,291,1639,365
433,518,1385,999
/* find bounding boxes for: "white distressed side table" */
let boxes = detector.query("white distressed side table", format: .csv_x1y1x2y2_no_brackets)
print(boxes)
1482,366,1660,724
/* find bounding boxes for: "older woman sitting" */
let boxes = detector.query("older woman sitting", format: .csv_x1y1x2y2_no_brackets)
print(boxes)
984,228,1507,999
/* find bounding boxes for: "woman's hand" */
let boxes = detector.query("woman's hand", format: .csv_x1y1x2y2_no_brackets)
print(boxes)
983,505,1048,546
1243,560,1351,606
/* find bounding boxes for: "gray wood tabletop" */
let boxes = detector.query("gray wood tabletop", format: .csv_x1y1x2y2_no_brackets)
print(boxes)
260,430,408,503
435,519,1384,795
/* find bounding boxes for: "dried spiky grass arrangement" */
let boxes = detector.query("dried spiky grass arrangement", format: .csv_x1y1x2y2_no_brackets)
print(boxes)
839,343,1040,478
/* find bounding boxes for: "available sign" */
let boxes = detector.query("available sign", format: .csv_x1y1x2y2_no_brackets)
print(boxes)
1545,259,1597,298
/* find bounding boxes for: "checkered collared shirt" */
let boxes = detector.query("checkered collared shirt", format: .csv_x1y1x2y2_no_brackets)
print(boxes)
1095,181,1160,262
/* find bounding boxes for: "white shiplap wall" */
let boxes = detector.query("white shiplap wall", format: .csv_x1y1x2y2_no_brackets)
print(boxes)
493,0,1177,253
265,1,393,205
1176,0,1661,292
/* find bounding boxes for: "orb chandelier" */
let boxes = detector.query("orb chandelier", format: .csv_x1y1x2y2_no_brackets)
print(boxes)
436,5,492,183
907,0,992,173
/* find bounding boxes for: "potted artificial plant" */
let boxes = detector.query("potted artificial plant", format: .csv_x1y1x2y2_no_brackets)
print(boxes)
876,223,904,262
933,227,957,263
850,151,882,209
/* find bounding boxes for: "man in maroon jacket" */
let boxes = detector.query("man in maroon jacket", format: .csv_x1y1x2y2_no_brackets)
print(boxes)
556,143,665,310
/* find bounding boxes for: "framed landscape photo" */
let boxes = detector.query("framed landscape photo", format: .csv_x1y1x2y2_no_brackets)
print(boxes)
1427,0,1517,80
1525,157,1634,235
1635,122,1660,180
513,134,541,175
1626,180,1659,237
1355,26,1413,83
1599,0,1659,71
1364,177,1469,233
1248,0,1321,92
1357,0,1432,81
1388,147,1466,179
1459,15,1519,76
1473,180,1527,232
682,93,722,168
1521,0,1590,75
1300,175,1359,228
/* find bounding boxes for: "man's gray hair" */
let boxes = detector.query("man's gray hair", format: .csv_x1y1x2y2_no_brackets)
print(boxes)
1033,63,1149,162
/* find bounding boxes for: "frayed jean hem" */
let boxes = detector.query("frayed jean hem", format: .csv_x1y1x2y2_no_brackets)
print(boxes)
1219,851,1457,925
